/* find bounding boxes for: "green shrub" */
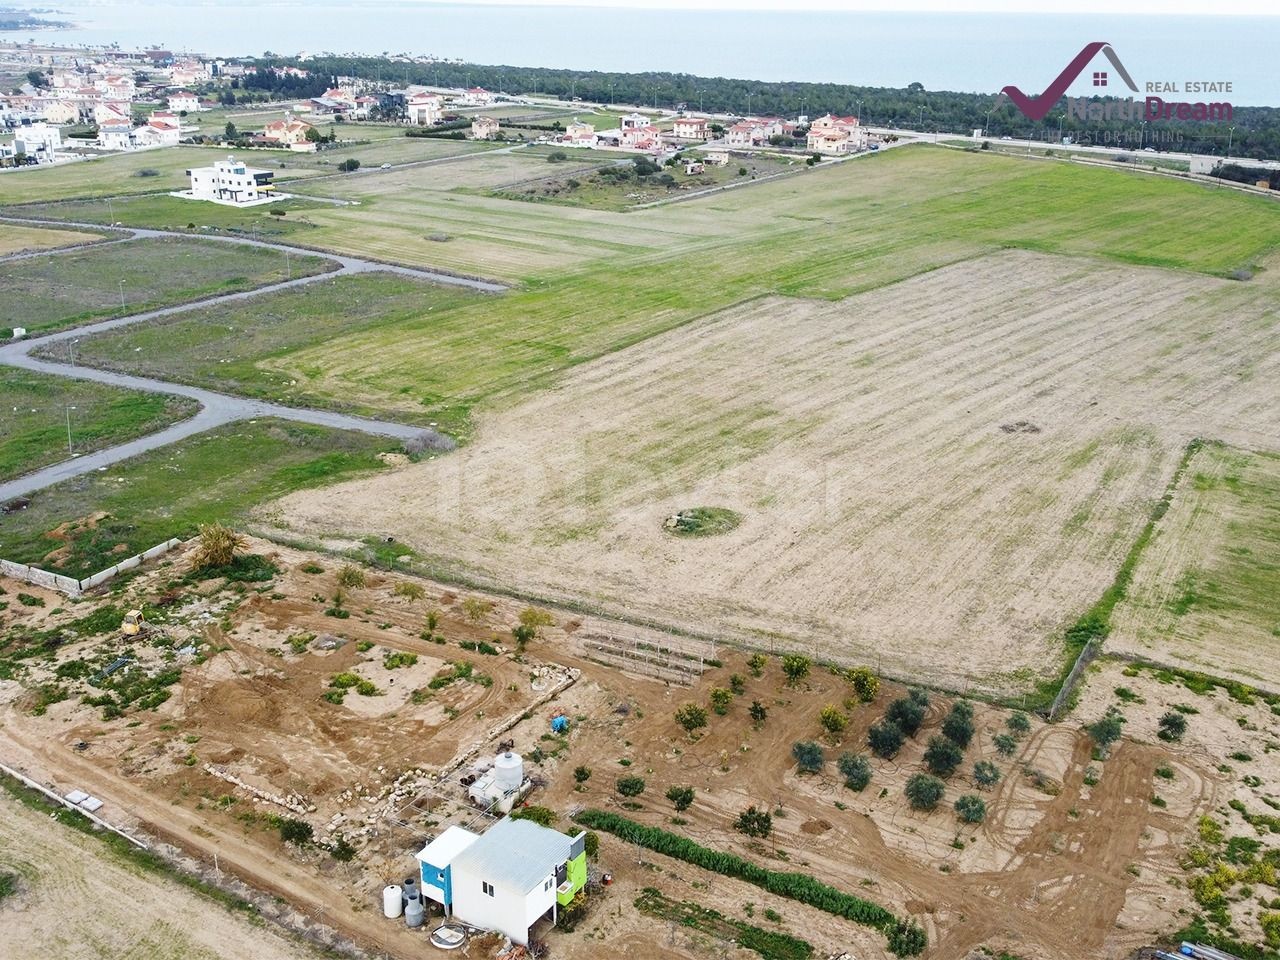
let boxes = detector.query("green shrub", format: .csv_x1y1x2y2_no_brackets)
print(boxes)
868,720,905,758
954,794,987,823
781,655,811,685
973,760,1001,788
279,818,313,845
1162,716,1187,742
847,667,880,702
1006,711,1031,737
666,785,695,812
710,687,733,715
837,752,872,791
904,774,945,811
993,733,1017,756
734,805,773,838
885,697,926,737
616,775,646,797
676,702,708,734
792,740,824,773
923,736,963,777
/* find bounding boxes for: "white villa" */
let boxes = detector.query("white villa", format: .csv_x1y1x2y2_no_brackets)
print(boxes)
167,90,202,113
179,156,281,206
0,122,62,164
619,112,651,130
406,92,443,126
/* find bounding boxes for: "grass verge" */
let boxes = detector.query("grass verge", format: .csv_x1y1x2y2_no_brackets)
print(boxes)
0,369,198,483
1029,438,1207,714
0,420,397,578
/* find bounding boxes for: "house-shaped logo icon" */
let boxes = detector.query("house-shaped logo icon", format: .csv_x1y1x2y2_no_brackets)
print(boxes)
999,42,1139,121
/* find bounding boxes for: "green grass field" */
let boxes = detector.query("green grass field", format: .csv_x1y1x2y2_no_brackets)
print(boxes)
196,147,1280,429
55,272,482,428
1111,444,1280,685
0,146,325,205
0,236,332,335
5,194,327,236
0,370,198,483
0,419,397,577
37,146,1280,442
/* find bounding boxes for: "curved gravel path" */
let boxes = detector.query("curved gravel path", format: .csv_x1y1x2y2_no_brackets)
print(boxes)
0,218,503,500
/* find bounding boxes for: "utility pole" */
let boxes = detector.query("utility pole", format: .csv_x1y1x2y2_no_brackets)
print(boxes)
118,278,125,309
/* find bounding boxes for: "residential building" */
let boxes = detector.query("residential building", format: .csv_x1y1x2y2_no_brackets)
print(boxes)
563,120,595,144
621,123,661,150
137,114,181,146
705,149,730,166
168,90,201,113
1,121,62,163
684,159,705,174
37,99,78,125
262,114,316,150
806,114,866,155
94,100,132,126
169,59,208,87
457,86,493,107
96,120,136,150
406,92,443,126
416,818,588,947
619,112,651,130
672,116,709,140
182,156,278,205
470,116,500,140
725,120,766,147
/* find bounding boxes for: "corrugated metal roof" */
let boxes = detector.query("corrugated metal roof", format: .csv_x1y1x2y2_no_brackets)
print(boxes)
416,825,478,868
450,818,571,894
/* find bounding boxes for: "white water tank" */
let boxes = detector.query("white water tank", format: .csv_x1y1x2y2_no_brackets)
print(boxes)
383,884,403,919
494,751,523,793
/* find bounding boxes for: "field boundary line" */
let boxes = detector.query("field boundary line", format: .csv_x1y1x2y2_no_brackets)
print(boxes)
0,537,183,597
1046,437,1209,720
0,760,151,849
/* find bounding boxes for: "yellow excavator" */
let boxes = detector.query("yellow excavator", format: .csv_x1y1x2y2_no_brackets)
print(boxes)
121,610,148,637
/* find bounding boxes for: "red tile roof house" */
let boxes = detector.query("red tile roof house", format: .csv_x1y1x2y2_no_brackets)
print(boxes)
672,116,710,139
262,114,318,151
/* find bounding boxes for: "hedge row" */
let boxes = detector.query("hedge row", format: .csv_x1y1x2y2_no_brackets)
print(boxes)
574,809,924,955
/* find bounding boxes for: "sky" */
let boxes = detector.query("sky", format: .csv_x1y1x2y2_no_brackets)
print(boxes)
377,0,1279,10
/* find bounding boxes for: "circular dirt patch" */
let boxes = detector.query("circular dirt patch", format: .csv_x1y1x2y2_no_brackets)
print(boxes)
663,507,743,537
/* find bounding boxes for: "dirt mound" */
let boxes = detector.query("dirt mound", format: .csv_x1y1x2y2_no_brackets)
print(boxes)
801,818,833,835
198,679,285,726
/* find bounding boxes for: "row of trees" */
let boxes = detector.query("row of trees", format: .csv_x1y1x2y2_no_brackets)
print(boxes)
243,54,1280,158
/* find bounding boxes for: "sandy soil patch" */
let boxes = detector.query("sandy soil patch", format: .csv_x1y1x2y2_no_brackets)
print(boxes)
273,250,1280,694
0,788,318,960
0,225,103,257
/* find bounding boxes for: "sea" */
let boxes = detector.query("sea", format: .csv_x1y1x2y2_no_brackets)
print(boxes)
4,2,1278,107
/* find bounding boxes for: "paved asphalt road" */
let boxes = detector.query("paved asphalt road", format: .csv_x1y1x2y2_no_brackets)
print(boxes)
0,220,502,501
